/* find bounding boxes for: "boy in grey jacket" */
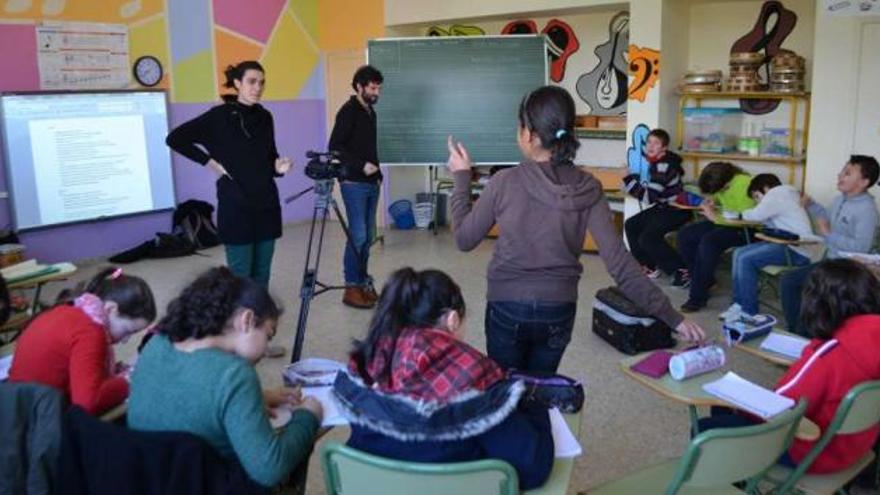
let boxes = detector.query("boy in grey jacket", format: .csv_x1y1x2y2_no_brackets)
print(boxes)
781,155,880,335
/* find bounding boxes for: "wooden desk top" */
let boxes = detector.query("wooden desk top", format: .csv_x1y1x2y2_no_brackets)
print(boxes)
620,353,819,441
7,262,77,290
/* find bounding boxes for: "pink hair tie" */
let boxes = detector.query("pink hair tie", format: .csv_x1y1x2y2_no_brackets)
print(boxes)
110,268,123,280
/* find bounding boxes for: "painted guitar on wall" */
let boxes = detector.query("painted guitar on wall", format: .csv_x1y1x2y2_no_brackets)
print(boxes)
730,0,797,114
501,19,579,83
576,11,629,116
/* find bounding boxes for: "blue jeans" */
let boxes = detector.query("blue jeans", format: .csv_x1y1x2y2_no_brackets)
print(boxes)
780,263,817,337
732,242,809,315
225,240,276,288
341,182,379,286
677,221,752,305
484,301,577,373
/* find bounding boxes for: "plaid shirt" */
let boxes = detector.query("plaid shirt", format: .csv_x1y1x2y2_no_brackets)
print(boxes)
356,327,505,403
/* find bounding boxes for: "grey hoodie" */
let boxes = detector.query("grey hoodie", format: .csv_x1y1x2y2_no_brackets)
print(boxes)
808,192,879,258
451,160,682,329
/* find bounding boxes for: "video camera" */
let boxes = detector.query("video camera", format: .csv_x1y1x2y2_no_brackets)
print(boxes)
304,150,345,181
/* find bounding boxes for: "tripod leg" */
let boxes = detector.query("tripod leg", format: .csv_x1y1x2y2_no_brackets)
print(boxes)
291,199,331,363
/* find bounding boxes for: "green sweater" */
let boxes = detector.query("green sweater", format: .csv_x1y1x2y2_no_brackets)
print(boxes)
713,173,755,213
128,335,319,487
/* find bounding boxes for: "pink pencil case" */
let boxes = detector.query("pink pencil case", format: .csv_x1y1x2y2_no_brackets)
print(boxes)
630,350,674,378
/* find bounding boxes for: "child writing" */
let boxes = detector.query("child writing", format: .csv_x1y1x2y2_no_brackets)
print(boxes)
448,85,704,373
332,267,554,490
676,162,755,312
9,267,156,415
723,173,819,319
780,155,880,335
700,259,880,474
622,128,692,280
128,267,322,488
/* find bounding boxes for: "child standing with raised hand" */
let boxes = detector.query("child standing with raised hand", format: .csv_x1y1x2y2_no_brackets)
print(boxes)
448,85,704,373
10,267,156,415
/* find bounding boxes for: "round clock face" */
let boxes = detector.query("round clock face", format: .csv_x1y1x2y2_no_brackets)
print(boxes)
133,56,163,87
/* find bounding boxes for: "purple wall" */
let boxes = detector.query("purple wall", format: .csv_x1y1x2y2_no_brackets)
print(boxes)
1,99,326,262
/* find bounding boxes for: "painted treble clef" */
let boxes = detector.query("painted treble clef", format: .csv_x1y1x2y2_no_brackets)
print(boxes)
730,0,797,114
576,11,629,116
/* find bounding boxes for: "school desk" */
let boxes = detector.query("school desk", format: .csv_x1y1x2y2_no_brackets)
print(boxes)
619,353,819,441
4,262,78,340
731,329,801,367
524,410,583,495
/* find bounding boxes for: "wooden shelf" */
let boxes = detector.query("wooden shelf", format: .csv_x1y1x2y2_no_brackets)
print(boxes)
679,151,805,164
678,91,810,99
575,128,626,140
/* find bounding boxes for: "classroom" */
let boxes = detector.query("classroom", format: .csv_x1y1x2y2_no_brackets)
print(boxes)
0,0,879,494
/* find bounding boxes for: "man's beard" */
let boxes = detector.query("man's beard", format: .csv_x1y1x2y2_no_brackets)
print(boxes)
361,92,379,105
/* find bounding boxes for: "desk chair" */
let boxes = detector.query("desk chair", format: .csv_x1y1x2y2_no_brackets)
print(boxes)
762,381,880,495
321,441,518,495
587,400,807,495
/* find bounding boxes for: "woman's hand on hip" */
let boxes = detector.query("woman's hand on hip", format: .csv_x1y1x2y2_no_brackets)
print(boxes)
207,159,230,178
363,162,380,176
275,157,293,175
447,135,473,173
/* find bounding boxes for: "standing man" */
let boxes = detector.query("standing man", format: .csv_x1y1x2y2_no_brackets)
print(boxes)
329,65,383,309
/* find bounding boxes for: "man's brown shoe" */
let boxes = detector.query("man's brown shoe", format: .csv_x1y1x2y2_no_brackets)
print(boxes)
343,287,374,309
363,285,379,303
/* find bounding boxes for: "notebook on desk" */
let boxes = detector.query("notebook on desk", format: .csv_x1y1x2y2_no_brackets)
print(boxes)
759,332,810,360
703,372,794,419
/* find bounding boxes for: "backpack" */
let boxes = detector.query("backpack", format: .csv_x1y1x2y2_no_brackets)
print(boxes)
172,200,220,249
591,286,676,355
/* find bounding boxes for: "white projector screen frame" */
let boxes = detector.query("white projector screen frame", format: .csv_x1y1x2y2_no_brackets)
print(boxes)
0,89,177,231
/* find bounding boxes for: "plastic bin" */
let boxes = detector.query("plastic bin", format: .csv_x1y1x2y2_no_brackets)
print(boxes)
760,127,793,156
413,202,434,229
388,199,416,230
682,107,743,153
415,192,447,226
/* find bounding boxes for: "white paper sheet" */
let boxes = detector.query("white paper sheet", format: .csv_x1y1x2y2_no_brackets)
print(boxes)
703,372,795,420
759,333,810,360
549,407,582,458
0,354,13,381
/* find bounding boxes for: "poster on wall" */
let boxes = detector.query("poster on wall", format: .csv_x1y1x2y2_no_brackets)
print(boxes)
824,0,880,15
36,21,130,90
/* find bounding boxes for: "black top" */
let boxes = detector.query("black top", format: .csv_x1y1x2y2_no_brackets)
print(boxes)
166,100,283,244
328,96,382,183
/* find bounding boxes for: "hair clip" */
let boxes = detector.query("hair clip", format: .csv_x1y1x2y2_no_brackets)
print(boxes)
555,129,567,139
110,268,123,280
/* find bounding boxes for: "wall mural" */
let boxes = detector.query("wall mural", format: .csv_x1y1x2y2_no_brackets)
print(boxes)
628,45,660,102
730,0,797,114
575,11,629,116
501,19,579,83
426,24,485,36
627,123,651,182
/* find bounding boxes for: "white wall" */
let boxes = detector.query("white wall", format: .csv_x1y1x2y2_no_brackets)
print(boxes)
385,0,625,27
805,4,880,206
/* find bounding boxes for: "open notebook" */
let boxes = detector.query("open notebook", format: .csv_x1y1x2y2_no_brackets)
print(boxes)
269,386,348,429
760,332,810,360
703,372,794,420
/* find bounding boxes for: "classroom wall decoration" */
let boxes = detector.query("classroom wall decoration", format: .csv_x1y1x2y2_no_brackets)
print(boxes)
575,11,629,116
500,19,578,83
730,0,797,114
627,45,660,103
425,24,484,36
627,123,651,181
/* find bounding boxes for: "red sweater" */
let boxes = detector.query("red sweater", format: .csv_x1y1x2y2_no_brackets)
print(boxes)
775,314,880,473
9,305,128,415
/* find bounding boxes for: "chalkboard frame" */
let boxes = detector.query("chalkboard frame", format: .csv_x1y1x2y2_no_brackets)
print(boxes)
367,35,549,166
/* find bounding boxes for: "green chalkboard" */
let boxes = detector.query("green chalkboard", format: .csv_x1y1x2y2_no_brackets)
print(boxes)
368,36,548,164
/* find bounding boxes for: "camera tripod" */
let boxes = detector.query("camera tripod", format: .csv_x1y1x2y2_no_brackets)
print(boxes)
285,178,374,363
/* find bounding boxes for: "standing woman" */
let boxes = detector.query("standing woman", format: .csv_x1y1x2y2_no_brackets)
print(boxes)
166,61,292,289
448,86,704,373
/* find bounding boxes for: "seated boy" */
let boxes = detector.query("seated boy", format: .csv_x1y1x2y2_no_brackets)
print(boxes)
722,174,819,319
622,128,691,280
780,155,880,335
